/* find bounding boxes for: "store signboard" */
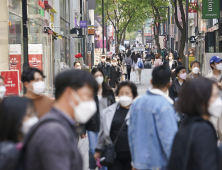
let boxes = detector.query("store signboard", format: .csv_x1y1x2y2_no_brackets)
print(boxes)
39,9,44,17
88,26,94,35
202,0,220,19
188,2,198,13
28,44,43,70
39,0,45,8
9,44,21,79
80,21,87,28
0,70,19,96
44,0,53,9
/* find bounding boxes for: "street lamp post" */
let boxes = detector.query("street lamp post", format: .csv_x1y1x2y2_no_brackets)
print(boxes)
185,0,189,72
102,0,105,54
22,0,29,94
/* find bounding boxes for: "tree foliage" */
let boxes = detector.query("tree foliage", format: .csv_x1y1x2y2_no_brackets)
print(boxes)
96,0,150,53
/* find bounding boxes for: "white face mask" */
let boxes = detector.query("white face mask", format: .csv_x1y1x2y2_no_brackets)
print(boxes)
21,116,38,135
215,63,222,70
101,59,106,62
95,76,104,85
192,67,200,74
75,67,81,70
169,57,173,60
31,81,46,95
208,97,222,117
119,96,133,107
69,92,97,124
112,62,117,66
0,86,6,99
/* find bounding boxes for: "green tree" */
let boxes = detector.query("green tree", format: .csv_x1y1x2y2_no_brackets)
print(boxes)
96,0,150,53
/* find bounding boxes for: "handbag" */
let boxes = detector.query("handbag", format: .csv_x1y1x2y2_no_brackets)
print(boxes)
122,64,127,75
100,119,128,167
138,58,144,69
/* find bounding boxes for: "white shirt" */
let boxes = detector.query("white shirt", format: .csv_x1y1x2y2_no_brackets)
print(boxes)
169,60,173,69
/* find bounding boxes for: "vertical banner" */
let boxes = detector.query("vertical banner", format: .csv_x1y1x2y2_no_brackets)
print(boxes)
0,70,19,96
159,23,167,36
202,0,220,19
28,44,43,70
94,13,106,49
170,24,174,38
87,51,92,67
9,44,21,79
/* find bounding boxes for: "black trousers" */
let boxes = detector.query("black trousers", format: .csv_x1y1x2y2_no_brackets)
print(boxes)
108,151,132,170
125,66,131,80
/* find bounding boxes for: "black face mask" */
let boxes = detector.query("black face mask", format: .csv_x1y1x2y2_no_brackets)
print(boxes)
117,59,120,61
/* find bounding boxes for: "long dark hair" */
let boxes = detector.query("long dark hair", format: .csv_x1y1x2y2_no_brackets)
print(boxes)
176,78,215,117
0,96,34,142
134,53,141,63
91,68,114,97
131,52,135,62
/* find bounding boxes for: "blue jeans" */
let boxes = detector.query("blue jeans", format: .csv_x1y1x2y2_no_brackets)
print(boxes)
87,131,107,170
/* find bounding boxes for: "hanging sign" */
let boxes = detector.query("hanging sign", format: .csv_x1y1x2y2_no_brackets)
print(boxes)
170,24,174,38
28,44,43,70
189,36,196,43
202,0,220,19
0,70,20,96
80,21,87,28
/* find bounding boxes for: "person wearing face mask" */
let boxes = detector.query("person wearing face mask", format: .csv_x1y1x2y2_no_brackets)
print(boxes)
81,68,115,170
73,61,81,69
24,69,98,170
128,66,178,170
110,58,121,90
94,81,138,170
206,56,222,144
0,76,6,103
21,67,54,118
169,65,186,101
165,53,178,80
206,56,222,98
0,96,37,170
168,78,221,170
98,55,111,84
187,61,201,79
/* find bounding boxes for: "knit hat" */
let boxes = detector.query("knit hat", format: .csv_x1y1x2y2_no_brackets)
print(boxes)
175,65,185,74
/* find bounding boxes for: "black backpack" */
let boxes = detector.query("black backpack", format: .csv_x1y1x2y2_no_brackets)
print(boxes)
0,119,72,170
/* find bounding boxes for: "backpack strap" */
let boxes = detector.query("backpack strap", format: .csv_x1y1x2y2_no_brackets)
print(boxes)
17,118,75,170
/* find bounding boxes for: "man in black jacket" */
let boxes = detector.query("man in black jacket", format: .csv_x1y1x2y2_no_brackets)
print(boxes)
24,70,98,170
97,55,110,83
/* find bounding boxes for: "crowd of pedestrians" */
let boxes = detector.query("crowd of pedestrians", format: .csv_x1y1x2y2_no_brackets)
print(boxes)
1,51,222,170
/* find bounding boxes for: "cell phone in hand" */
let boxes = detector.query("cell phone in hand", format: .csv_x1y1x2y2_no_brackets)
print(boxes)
96,158,102,169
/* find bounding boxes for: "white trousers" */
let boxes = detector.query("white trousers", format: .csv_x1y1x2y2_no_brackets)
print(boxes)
135,69,142,82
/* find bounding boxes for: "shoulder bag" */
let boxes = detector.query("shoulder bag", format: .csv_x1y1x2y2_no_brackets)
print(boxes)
100,119,128,167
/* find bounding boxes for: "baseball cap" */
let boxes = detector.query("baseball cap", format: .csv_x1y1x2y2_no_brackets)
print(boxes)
209,56,222,64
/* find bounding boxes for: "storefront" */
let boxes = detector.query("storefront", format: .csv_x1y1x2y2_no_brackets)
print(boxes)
8,0,57,96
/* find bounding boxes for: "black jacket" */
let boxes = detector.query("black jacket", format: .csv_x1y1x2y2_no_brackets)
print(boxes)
168,116,220,170
169,79,184,101
166,60,178,80
97,62,110,79
82,93,115,134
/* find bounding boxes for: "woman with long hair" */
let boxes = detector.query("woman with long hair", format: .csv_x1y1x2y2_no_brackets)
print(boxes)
0,96,37,169
82,68,115,170
133,53,144,84
123,53,133,81
168,78,221,170
165,53,178,80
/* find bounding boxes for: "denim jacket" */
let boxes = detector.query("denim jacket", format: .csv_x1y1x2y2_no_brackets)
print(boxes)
128,88,178,170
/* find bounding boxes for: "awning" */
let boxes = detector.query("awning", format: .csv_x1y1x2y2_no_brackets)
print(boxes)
50,7,57,13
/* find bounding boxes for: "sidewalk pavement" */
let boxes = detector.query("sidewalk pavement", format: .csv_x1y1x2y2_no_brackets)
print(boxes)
78,69,152,170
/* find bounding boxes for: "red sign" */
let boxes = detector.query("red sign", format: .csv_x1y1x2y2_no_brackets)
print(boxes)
39,0,45,8
0,70,19,96
29,55,42,70
144,33,151,36
28,44,43,70
188,2,198,13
